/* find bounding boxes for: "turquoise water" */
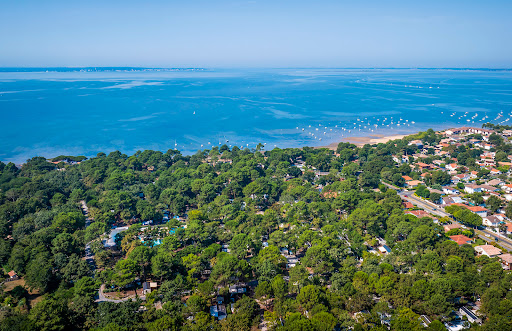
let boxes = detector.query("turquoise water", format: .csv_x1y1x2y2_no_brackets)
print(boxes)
1,68,512,163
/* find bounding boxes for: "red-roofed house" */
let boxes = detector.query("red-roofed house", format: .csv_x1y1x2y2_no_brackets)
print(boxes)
7,270,18,280
502,184,512,194
416,162,432,170
446,163,459,171
403,201,414,209
449,235,473,246
405,210,430,218
402,175,413,181
467,206,488,217
504,223,512,234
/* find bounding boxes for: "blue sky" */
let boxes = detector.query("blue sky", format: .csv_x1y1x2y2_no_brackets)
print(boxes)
1,0,511,67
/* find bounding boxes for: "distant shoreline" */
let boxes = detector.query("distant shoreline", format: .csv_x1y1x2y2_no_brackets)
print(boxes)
318,132,416,150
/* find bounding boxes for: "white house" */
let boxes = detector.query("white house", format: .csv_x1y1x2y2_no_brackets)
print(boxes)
482,215,503,227
446,163,459,171
464,184,482,194
467,206,488,218
502,184,512,194
443,186,459,195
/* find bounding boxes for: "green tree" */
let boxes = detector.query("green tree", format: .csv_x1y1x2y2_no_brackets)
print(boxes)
271,275,288,300
112,259,138,288
297,285,321,312
52,212,85,233
487,195,502,213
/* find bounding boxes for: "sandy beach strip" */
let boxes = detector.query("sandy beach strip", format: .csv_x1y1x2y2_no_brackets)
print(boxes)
320,133,409,150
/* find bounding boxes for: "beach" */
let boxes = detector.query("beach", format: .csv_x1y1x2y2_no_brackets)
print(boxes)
321,133,410,150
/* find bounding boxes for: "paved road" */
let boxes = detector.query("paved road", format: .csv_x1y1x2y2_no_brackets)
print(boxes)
383,182,512,252
401,191,451,218
80,200,97,271
477,229,512,252
381,182,450,218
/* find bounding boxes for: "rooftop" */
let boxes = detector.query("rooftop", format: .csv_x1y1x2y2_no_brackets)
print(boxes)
449,235,472,246
467,206,488,212
499,253,512,264
475,244,502,256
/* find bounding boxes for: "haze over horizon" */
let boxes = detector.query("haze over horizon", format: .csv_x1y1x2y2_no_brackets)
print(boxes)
1,0,511,68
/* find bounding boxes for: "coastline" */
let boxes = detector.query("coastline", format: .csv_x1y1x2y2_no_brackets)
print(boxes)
319,133,411,150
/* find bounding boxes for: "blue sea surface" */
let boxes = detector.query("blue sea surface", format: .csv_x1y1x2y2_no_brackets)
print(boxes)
1,68,512,163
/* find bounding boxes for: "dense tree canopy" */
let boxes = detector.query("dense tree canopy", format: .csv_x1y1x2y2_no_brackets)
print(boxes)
0,131,510,330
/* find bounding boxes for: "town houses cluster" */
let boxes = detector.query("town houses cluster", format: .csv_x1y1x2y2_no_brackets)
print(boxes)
392,126,512,271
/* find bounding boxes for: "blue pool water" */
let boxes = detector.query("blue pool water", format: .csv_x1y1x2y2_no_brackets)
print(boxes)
1,68,512,163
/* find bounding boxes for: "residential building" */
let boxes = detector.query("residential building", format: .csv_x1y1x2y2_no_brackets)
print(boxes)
452,173,471,183
402,201,414,209
378,245,392,254
459,306,482,324
487,179,505,187
416,162,432,171
229,284,247,294
464,184,482,194
405,210,430,218
443,186,459,195
408,140,424,148
467,206,488,217
444,127,494,136
420,315,432,327
449,235,472,246
392,155,408,164
505,223,512,234
499,253,512,270
405,180,424,188
479,184,499,193
502,184,512,194
442,196,466,206
482,215,503,227
7,270,18,280
474,245,502,258
446,163,459,171
443,223,462,232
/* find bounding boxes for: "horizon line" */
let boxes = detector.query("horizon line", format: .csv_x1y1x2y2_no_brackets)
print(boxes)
1,66,512,70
